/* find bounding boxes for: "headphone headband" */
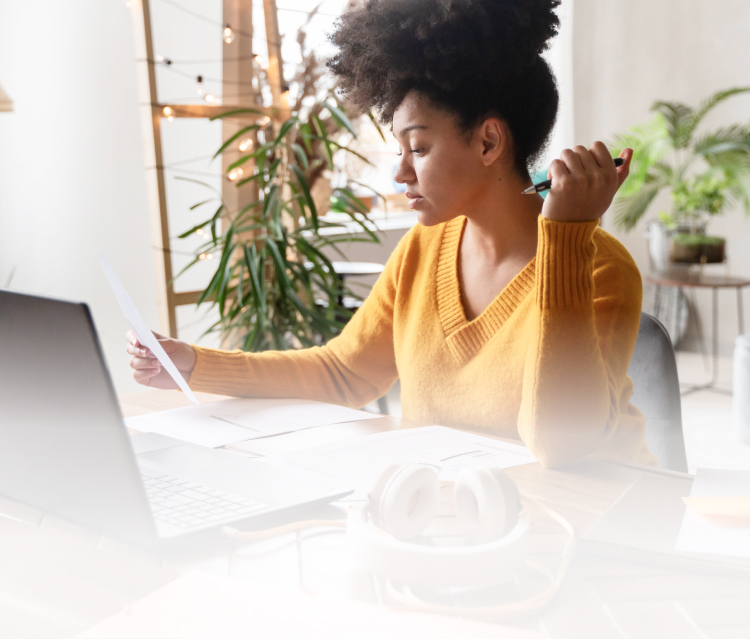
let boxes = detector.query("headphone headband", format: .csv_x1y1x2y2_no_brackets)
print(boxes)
347,505,529,588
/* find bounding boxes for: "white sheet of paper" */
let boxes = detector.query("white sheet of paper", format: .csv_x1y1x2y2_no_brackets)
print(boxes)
676,468,750,558
274,426,536,500
124,397,380,448
100,255,198,404
227,420,381,456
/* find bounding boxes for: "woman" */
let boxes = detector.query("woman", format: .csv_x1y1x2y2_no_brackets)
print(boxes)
127,0,655,468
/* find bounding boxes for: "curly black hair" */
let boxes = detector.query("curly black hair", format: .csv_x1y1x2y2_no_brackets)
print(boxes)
327,0,561,176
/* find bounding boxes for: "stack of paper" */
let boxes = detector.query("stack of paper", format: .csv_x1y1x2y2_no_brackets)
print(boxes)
273,426,536,500
125,398,380,448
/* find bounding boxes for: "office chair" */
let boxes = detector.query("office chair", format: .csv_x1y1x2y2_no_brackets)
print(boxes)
627,312,688,472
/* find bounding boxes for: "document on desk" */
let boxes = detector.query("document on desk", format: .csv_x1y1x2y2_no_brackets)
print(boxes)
124,397,380,448
676,468,750,558
273,426,536,500
100,255,199,404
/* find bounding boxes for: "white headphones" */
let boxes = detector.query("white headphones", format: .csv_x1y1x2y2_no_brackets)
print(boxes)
225,461,575,617
347,463,530,588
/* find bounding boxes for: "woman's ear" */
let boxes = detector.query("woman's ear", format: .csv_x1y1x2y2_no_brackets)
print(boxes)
478,118,512,167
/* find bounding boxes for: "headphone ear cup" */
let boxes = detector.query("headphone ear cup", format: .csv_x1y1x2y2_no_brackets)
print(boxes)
369,464,439,540
368,462,408,529
454,467,520,543
487,468,520,534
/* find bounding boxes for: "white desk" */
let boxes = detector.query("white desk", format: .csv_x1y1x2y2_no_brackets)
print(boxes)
1,390,749,638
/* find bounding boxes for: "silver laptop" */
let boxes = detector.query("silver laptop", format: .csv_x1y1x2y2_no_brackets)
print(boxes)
0,289,352,547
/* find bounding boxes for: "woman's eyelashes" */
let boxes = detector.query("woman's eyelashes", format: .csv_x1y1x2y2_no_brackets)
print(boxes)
396,148,425,157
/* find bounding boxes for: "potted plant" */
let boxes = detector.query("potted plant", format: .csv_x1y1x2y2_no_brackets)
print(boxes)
610,87,750,266
175,10,385,351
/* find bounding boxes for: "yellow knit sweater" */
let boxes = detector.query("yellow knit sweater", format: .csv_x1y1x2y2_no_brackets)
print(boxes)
190,215,655,468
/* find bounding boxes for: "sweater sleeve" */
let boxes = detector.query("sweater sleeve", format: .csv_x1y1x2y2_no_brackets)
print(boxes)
186,233,409,408
517,216,645,468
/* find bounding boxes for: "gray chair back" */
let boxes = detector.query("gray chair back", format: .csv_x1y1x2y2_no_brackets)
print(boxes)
627,312,688,472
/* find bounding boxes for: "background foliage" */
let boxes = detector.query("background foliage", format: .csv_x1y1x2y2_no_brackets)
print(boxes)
610,86,750,232
175,9,384,351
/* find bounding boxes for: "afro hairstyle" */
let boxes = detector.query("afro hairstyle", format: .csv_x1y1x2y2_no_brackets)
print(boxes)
327,0,561,176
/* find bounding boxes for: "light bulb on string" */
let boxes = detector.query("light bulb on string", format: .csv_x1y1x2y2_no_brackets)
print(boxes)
196,75,204,96
162,106,174,121
238,138,253,152
228,168,243,181
199,253,206,260
206,253,214,260
223,25,234,44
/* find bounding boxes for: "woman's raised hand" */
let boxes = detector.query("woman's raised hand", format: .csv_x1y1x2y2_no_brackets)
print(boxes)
541,142,632,223
126,329,197,389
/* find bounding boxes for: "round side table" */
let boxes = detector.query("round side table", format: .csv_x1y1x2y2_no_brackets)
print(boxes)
646,270,750,394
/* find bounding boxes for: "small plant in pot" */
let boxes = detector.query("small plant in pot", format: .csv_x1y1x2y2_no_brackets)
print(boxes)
610,86,750,266
662,175,729,264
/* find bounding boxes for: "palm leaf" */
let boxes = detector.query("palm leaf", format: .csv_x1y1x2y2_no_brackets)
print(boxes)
681,86,750,143
610,114,670,196
693,124,750,164
613,183,662,231
651,101,694,148
212,125,260,159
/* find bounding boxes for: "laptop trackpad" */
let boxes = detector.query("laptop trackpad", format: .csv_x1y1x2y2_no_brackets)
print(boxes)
138,445,227,476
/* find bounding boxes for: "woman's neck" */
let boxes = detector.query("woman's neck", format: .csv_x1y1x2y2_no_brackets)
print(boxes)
461,169,543,267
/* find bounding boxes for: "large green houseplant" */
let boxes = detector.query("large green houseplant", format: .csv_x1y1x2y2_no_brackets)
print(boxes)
611,86,750,263
175,11,385,351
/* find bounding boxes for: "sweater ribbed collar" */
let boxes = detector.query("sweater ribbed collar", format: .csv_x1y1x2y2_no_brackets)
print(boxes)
436,216,536,364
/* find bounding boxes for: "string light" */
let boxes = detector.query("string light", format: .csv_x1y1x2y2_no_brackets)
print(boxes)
198,252,214,261
162,106,174,121
156,55,172,66
196,75,204,96
238,138,253,152
223,25,234,44
260,116,271,126
204,94,220,104
228,168,243,181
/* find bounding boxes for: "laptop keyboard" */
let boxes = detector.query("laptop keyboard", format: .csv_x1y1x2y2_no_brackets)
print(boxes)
141,470,266,530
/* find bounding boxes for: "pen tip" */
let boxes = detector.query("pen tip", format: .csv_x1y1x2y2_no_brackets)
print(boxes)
521,186,536,195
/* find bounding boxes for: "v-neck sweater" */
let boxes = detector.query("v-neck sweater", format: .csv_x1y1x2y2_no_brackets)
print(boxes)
189,215,655,468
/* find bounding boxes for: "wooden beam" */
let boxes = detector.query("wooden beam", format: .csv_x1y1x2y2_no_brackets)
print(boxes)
262,0,289,116
173,290,237,306
132,0,177,338
173,290,208,306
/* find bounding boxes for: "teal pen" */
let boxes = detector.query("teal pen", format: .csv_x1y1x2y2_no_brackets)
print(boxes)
522,157,625,195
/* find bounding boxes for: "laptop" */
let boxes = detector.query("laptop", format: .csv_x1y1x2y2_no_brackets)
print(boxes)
0,289,353,547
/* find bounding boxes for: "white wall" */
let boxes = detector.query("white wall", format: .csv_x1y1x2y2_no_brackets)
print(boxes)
0,0,158,395
572,0,750,355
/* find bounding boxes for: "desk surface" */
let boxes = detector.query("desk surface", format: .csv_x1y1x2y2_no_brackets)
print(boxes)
2,390,749,638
